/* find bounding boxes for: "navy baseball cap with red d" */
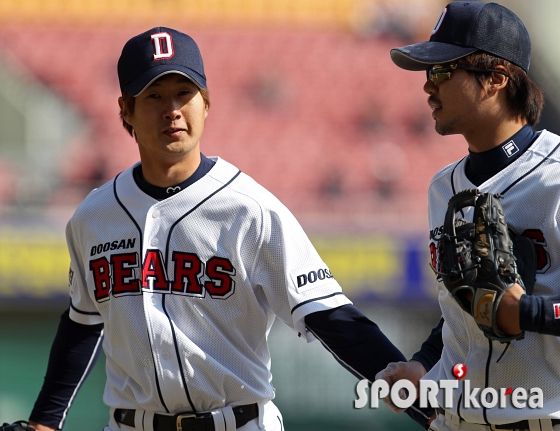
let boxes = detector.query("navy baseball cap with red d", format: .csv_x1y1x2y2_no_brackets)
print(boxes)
391,1,531,73
118,26,207,96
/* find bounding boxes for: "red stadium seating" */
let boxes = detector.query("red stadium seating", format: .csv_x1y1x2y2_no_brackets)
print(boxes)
0,25,466,229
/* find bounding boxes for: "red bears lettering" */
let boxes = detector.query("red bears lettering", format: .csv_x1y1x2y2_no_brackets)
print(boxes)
89,250,235,301
90,257,112,301
205,257,236,298
112,253,140,295
172,252,204,295
142,250,169,291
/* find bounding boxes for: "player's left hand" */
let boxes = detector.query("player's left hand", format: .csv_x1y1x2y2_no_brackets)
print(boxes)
374,360,427,414
496,282,524,335
437,189,526,342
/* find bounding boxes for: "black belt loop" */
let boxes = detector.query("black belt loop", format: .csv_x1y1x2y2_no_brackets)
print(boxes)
436,407,560,430
115,404,258,430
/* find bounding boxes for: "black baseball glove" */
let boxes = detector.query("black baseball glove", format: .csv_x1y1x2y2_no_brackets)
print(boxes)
0,422,35,431
436,188,527,343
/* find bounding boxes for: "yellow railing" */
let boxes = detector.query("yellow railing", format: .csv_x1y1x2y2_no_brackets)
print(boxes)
0,0,445,30
0,229,436,301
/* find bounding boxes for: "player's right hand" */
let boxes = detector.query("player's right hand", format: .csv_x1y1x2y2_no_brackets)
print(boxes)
374,360,427,414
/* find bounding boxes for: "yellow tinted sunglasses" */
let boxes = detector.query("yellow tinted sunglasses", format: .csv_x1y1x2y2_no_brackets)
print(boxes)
426,63,512,85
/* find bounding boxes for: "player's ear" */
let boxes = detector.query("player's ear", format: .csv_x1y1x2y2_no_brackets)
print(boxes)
487,65,509,94
200,87,210,119
118,97,129,122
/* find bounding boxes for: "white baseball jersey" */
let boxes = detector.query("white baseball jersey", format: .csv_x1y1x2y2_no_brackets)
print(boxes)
424,130,560,424
66,156,351,413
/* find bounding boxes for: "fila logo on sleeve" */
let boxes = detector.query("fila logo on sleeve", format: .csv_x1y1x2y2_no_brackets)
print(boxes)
151,32,174,60
554,303,560,319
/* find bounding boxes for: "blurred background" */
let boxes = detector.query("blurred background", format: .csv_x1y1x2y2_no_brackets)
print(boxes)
0,0,558,430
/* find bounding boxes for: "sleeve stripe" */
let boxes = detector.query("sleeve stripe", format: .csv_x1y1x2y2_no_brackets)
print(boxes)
57,329,104,429
290,292,344,315
70,301,101,316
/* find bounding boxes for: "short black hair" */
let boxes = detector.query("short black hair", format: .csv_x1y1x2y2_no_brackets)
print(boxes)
457,52,544,126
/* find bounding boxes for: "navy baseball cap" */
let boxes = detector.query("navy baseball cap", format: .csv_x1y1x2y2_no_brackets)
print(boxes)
118,26,207,96
391,2,531,73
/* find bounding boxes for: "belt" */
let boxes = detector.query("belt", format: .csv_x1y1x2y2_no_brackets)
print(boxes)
115,404,258,431
436,407,560,430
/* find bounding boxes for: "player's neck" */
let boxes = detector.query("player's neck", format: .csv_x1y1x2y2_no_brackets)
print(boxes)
140,151,202,188
464,116,527,153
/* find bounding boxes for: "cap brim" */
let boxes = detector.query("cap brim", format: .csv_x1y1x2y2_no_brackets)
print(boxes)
123,65,207,96
390,41,478,71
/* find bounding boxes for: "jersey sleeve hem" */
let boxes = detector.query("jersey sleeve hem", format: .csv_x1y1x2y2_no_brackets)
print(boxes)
69,302,103,325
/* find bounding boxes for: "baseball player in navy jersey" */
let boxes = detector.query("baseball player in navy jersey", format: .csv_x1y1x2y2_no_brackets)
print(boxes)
374,2,560,431
22,27,433,431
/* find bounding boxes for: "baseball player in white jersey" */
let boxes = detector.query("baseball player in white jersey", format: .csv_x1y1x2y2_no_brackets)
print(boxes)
374,2,560,431
24,27,429,431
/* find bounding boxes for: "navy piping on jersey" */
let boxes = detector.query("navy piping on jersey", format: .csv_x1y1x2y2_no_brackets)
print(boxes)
450,158,464,196
160,169,241,413
114,171,170,411
457,393,464,422
113,172,144,255
482,338,493,425
145,327,170,413
450,158,466,218
162,294,196,412
290,292,345,315
500,141,560,195
114,166,241,412
450,141,560,196
164,170,241,263
70,301,101,316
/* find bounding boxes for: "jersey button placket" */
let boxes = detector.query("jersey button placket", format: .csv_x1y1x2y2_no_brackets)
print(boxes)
141,205,190,408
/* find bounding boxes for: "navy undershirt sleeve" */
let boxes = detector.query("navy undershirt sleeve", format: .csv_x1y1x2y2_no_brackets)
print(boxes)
410,317,444,373
304,304,406,380
305,305,433,429
29,308,104,429
519,293,560,335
